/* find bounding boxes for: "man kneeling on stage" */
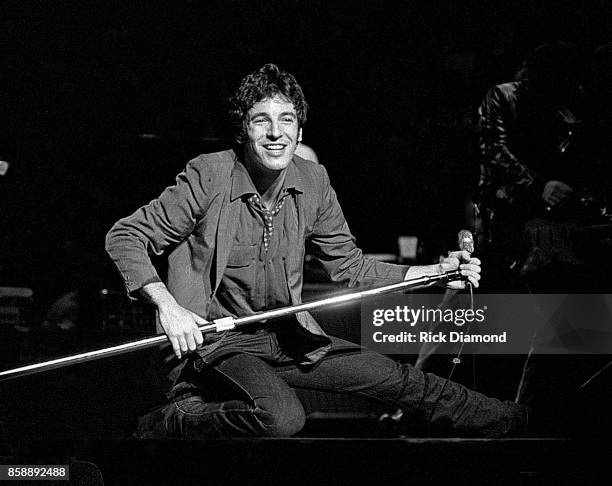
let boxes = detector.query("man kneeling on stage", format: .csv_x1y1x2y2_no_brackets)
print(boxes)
105,64,526,438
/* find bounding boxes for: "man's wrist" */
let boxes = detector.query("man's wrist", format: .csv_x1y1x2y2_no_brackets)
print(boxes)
141,282,177,310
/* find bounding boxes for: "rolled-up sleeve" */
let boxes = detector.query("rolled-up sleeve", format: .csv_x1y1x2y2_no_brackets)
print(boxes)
308,165,408,287
105,158,210,297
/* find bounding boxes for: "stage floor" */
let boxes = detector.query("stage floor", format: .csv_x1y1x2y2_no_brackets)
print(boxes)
4,436,609,486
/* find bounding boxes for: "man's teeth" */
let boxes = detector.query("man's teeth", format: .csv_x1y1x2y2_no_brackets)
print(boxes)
264,145,285,150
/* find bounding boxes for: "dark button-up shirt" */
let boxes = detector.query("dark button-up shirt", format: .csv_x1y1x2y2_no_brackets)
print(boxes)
210,162,297,319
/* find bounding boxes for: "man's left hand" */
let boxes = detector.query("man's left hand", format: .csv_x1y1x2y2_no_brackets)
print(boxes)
439,250,481,289
403,250,481,289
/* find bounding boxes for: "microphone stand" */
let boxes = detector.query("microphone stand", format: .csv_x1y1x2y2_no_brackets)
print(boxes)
0,269,462,382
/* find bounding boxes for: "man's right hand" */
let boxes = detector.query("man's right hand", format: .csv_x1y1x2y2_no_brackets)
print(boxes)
140,282,205,359
542,180,573,208
158,301,206,359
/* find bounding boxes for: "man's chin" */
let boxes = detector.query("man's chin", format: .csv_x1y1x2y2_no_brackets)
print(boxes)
262,157,292,171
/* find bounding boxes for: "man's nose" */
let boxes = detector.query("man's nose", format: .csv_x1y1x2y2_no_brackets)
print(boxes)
267,121,282,139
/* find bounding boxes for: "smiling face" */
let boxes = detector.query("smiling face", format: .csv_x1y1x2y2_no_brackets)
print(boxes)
243,95,301,175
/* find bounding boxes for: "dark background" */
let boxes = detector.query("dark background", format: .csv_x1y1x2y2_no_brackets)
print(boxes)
1,0,611,309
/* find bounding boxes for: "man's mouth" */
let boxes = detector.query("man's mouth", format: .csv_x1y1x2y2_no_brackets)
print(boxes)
262,144,287,151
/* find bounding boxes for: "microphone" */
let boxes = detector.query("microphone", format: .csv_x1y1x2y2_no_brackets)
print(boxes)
457,229,475,287
457,229,474,255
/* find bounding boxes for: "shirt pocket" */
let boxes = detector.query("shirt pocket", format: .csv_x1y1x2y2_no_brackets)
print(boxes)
223,244,258,303
227,244,258,268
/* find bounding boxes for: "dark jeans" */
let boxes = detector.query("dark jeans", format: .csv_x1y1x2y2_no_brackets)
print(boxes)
136,329,526,438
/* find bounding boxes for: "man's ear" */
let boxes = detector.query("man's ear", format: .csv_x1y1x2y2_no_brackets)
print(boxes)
298,128,303,142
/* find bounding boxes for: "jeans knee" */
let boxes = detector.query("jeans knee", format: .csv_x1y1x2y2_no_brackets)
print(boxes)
254,398,306,437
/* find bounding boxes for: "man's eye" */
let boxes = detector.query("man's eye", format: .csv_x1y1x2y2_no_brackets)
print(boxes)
253,119,267,124
281,117,295,123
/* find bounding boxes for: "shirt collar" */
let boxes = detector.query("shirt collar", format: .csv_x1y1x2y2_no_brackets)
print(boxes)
230,160,257,201
230,156,304,201
284,158,304,194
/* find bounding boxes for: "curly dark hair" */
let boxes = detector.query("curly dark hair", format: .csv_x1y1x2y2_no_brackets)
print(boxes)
229,64,308,143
